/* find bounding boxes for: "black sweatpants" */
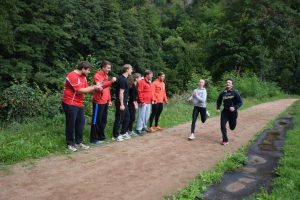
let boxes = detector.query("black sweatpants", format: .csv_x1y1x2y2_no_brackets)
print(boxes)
191,106,207,133
220,109,238,142
112,102,130,138
62,103,85,146
90,103,108,142
128,103,136,131
149,103,164,127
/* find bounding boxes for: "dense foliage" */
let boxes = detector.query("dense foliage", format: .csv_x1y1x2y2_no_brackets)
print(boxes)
0,0,299,94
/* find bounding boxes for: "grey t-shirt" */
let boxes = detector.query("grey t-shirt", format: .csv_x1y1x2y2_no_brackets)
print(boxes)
191,88,207,108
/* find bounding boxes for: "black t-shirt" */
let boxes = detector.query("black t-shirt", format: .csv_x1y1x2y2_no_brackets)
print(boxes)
128,84,138,105
115,74,129,104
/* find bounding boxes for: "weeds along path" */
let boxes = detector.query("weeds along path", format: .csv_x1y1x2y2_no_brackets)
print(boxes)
0,99,297,200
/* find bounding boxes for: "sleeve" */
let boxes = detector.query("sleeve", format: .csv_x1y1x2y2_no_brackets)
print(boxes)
137,80,144,103
216,92,223,110
101,80,113,89
194,90,206,103
151,82,156,102
66,73,82,91
119,78,126,90
234,91,243,110
163,83,168,102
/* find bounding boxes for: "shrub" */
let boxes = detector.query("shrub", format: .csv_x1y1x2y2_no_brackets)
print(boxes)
0,83,43,122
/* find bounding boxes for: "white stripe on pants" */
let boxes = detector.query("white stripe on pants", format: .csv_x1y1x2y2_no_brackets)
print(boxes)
136,103,151,131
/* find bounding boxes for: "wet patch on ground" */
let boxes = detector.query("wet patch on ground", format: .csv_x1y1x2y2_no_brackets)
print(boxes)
201,116,293,200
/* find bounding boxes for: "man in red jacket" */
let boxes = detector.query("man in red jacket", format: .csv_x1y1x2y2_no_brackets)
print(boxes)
136,70,153,134
62,61,102,152
90,60,116,145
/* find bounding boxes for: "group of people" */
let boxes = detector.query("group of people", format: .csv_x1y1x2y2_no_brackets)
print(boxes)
62,60,243,152
62,61,168,151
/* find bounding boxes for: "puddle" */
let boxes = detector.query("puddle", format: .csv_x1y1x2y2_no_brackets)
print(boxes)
201,116,293,200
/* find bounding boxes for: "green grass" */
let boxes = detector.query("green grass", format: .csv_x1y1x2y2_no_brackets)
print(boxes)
247,100,300,200
164,97,299,200
0,93,294,167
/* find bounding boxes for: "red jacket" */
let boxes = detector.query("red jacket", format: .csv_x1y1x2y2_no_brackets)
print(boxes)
151,79,168,103
62,71,88,107
137,79,153,104
92,70,113,104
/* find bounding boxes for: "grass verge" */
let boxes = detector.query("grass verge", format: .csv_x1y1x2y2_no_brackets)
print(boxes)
0,94,293,167
165,98,299,200
247,100,300,200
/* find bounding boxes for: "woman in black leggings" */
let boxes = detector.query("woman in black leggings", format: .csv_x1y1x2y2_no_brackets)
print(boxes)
189,79,207,140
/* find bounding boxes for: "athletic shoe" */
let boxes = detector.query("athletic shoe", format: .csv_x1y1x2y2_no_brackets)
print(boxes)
155,126,163,131
149,127,156,133
67,145,77,152
220,141,229,146
143,128,150,133
128,131,138,137
136,130,143,135
75,143,90,150
206,111,210,118
116,135,124,142
122,132,131,140
90,140,101,145
188,133,195,140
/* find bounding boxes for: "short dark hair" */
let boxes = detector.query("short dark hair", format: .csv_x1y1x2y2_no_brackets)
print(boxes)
226,78,234,83
100,60,111,69
158,72,165,76
77,61,92,70
122,64,132,73
144,70,153,77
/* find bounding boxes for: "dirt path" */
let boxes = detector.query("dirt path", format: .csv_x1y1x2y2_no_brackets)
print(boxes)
0,99,297,200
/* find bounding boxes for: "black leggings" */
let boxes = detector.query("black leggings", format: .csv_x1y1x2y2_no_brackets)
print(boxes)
220,109,238,142
191,106,207,133
149,103,164,127
128,103,136,131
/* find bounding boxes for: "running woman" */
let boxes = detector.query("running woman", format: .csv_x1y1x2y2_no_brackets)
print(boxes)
149,72,168,133
127,73,142,136
188,79,207,140
216,79,243,145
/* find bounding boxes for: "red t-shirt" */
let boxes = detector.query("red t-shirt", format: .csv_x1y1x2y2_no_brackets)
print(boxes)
62,71,89,107
92,71,113,104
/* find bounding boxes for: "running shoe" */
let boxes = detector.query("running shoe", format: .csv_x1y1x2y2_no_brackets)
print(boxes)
220,141,229,146
116,135,124,142
122,132,131,140
149,127,156,133
188,133,195,140
75,143,90,150
155,126,163,131
67,145,77,152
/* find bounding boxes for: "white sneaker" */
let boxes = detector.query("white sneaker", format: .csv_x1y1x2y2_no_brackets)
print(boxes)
129,131,138,137
117,135,124,142
75,143,90,150
206,111,210,117
67,145,77,152
188,133,195,140
122,132,131,140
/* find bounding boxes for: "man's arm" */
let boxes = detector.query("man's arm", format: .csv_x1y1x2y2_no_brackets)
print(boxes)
234,91,243,110
216,92,223,110
119,89,125,111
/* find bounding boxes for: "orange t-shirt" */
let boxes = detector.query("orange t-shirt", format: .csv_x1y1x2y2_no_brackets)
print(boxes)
151,79,168,103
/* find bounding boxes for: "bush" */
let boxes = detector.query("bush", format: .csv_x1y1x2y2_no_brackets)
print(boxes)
219,71,283,99
0,83,43,122
0,83,63,123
